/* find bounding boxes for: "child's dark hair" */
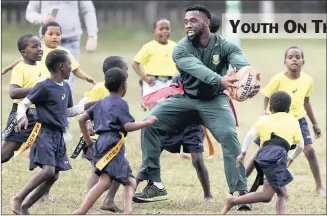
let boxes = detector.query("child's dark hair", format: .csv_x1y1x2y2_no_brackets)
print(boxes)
17,34,34,53
152,18,170,30
210,14,221,33
269,91,292,113
186,4,211,20
45,50,68,73
284,46,304,59
41,21,62,35
104,67,127,92
102,56,126,74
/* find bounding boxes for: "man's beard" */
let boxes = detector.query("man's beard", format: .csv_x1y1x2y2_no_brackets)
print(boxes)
187,26,204,44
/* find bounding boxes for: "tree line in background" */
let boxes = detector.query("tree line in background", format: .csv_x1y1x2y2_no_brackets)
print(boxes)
1,1,326,27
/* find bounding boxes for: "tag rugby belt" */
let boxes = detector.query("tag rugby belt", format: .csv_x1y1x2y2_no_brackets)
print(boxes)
14,122,42,157
71,132,125,171
1,107,36,141
71,134,99,159
95,132,125,171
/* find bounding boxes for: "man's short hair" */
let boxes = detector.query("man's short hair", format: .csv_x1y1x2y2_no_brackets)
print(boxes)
186,5,211,20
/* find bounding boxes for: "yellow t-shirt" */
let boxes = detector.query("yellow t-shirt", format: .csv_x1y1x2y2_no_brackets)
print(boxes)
134,40,177,77
84,81,109,101
10,62,49,107
41,45,80,72
261,72,313,120
252,112,303,147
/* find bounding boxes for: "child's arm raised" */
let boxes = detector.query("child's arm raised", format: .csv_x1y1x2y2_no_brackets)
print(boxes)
304,97,321,139
2,59,22,75
72,68,97,85
236,128,257,167
79,112,94,146
124,116,158,132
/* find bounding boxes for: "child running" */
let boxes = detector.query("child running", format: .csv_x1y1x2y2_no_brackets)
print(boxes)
221,91,304,215
1,22,96,89
2,34,47,163
245,46,325,197
73,67,157,214
10,49,96,215
77,56,129,213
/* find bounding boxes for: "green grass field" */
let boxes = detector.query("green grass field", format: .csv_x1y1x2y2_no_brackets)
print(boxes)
1,26,326,215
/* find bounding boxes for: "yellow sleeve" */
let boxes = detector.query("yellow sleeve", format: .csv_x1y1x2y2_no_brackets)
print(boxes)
84,84,103,101
66,50,80,71
10,65,24,87
261,75,280,98
134,44,150,65
251,118,262,136
305,80,314,97
292,119,304,144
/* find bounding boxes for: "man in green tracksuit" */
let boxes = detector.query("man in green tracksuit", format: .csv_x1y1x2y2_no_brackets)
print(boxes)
133,5,260,210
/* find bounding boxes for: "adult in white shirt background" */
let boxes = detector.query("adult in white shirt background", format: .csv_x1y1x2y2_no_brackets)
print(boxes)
25,0,98,90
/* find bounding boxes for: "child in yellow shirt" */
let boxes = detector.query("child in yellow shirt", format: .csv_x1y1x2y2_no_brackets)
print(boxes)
132,18,177,110
221,91,304,215
245,46,325,197
2,34,46,163
1,22,96,91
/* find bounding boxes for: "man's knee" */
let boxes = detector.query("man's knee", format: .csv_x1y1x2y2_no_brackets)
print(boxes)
304,145,316,161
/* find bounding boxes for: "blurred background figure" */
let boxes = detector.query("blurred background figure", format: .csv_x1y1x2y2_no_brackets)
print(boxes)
25,0,98,90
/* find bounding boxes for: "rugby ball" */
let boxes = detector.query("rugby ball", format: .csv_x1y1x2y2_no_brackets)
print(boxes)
232,66,257,102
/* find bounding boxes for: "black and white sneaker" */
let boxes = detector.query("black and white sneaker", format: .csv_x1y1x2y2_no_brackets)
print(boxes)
133,181,168,203
231,191,253,211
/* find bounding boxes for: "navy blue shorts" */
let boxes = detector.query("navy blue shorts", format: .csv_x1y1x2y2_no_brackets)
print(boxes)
82,139,97,162
254,117,312,146
29,125,72,172
4,104,37,144
255,145,293,189
160,124,204,154
93,133,134,186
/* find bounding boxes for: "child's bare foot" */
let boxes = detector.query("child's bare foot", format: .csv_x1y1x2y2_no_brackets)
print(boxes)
206,155,214,160
87,208,101,214
316,187,326,197
100,203,123,213
39,194,55,203
10,196,23,215
221,197,237,215
123,210,133,214
21,207,30,215
72,209,83,215
180,152,191,159
203,197,215,204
